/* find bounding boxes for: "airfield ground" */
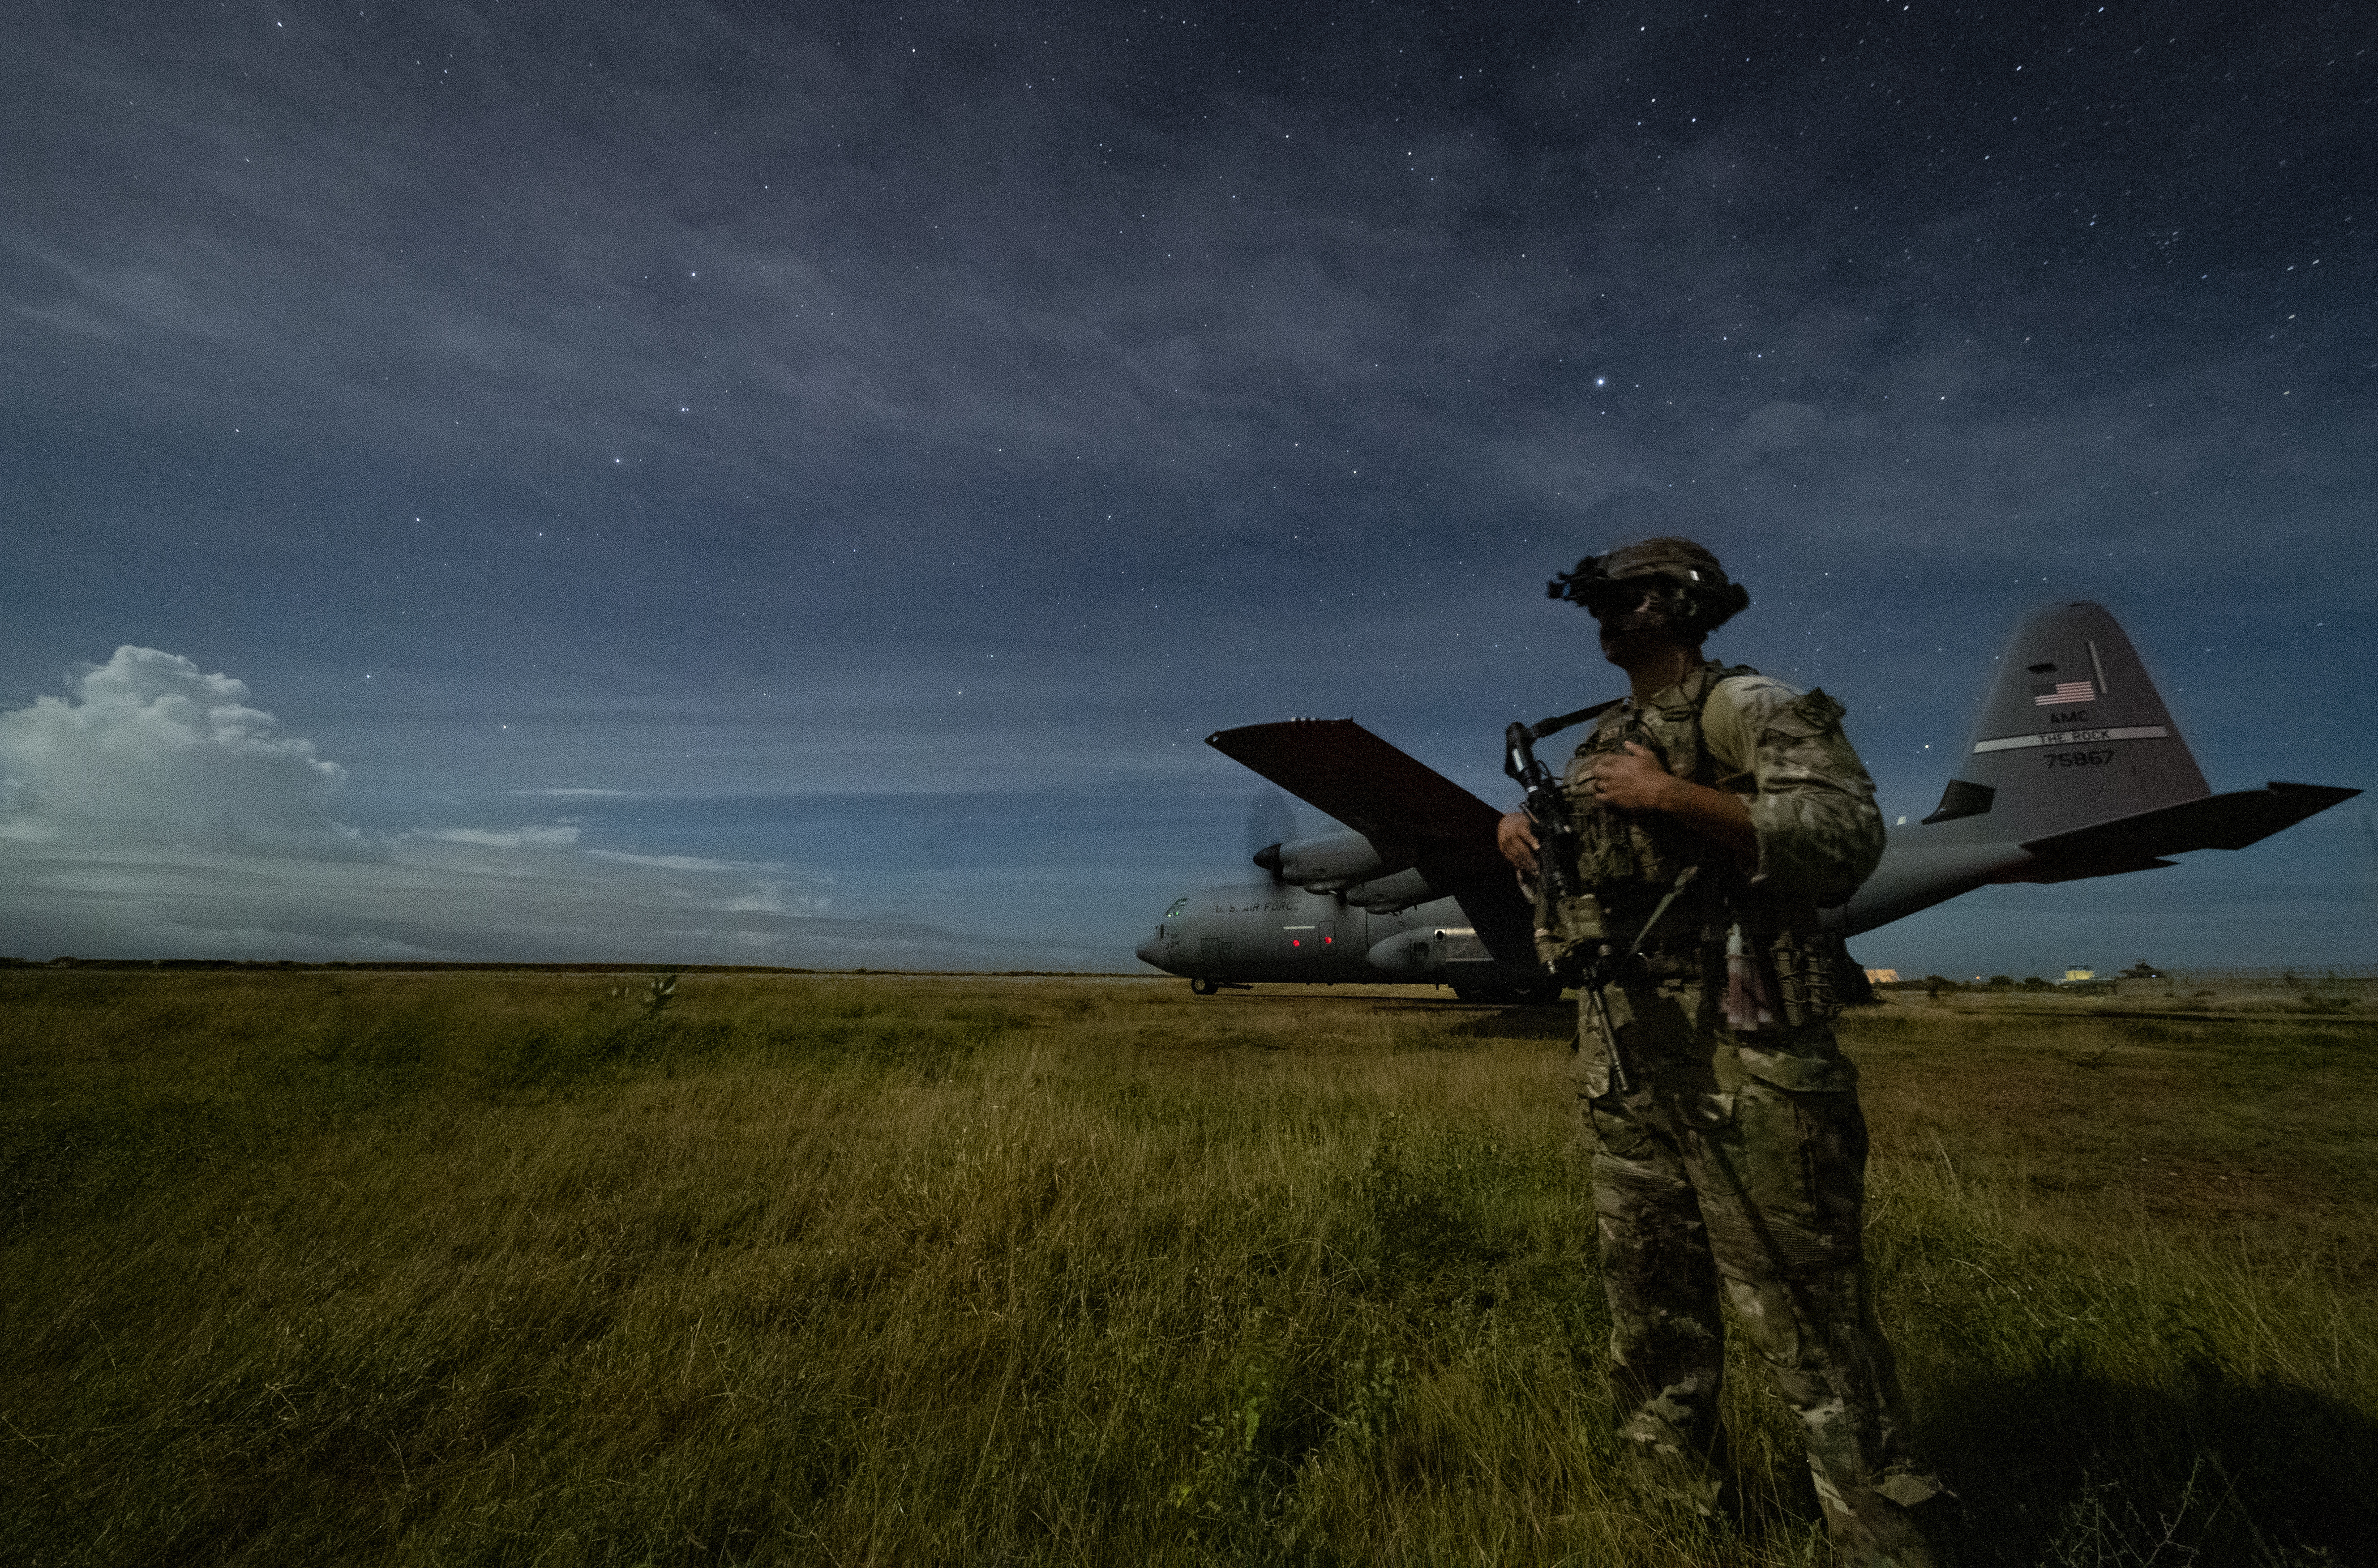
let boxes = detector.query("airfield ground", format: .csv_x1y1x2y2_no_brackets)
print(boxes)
3,970,2371,1566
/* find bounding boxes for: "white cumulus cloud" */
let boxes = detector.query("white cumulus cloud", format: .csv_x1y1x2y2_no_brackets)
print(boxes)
0,646,367,857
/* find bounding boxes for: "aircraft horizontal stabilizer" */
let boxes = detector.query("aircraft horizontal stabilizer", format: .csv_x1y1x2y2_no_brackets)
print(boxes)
2006,781,2361,883
1823,602,2359,935
1206,720,1504,874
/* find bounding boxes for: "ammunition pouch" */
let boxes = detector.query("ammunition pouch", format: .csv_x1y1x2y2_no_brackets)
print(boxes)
1561,779,1705,894
1701,919,1847,1034
1762,924,1847,1031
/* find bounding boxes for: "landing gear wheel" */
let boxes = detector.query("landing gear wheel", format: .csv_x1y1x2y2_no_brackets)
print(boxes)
1189,978,1220,996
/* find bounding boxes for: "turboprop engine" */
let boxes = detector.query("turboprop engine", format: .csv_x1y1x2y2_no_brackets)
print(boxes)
1250,829,1411,892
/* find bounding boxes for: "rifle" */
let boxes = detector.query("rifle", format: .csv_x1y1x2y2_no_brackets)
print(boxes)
1504,704,1702,1098
1503,719,1585,906
1505,714,1631,1087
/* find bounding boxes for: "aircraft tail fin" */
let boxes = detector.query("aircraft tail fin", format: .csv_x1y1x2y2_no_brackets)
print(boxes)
1924,601,2358,878
1925,601,2208,837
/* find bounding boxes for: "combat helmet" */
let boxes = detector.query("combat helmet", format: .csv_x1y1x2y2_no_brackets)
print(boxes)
1547,536,1750,636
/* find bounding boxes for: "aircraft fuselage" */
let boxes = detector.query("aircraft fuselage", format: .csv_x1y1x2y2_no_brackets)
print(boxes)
1135,882,1549,998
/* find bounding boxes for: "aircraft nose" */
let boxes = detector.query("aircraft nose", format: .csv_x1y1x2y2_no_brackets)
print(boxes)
1136,927,1178,970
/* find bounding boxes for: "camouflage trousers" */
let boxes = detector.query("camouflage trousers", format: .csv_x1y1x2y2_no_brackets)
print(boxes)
1576,970,1945,1567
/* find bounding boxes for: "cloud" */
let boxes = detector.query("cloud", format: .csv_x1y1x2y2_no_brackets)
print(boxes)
0,646,366,858
425,825,584,848
587,849,775,874
0,650,1107,969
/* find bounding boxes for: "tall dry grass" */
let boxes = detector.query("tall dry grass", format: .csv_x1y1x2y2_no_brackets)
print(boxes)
2,972,2370,1566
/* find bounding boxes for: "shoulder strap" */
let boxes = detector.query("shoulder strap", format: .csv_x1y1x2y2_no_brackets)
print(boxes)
1529,660,1755,749
1690,662,1762,784
1524,696,1622,742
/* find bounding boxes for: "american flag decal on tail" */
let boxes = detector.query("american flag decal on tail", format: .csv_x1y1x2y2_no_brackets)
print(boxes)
2032,680,2094,706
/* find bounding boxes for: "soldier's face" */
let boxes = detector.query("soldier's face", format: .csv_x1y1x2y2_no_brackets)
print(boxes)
1594,581,1691,662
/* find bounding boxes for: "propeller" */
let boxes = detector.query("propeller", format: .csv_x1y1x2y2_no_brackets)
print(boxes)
1245,788,1297,881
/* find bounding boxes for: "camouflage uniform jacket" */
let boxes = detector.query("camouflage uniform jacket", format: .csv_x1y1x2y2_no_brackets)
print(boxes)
1561,659,1883,916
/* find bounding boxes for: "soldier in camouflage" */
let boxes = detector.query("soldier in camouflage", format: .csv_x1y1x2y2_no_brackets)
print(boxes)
1497,538,1946,1567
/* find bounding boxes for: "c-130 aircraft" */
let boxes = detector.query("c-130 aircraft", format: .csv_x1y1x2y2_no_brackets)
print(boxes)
1135,602,2358,1002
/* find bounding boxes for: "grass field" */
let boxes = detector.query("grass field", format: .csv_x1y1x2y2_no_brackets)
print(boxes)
3,970,2372,1566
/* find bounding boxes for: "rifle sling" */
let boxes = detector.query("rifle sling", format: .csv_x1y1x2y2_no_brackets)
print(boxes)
1525,697,1622,742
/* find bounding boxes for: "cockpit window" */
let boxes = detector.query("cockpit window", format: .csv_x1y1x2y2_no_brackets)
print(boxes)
1165,898,1188,917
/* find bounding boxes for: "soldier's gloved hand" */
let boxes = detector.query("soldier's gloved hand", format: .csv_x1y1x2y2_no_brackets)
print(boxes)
1496,810,1539,874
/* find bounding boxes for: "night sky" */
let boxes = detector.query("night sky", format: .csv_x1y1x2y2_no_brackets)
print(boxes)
4,0,2372,976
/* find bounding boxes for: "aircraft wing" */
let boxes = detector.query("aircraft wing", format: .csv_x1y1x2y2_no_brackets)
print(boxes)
1206,719,1506,876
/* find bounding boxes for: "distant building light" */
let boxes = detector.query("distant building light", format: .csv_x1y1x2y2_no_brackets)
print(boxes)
2063,967,2095,983
1864,968,1900,984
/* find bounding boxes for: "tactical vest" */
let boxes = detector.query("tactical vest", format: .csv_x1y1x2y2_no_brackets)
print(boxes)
1560,661,1760,919
1531,662,1855,1032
